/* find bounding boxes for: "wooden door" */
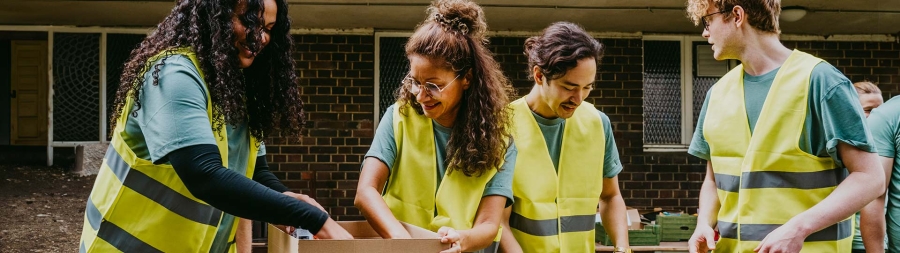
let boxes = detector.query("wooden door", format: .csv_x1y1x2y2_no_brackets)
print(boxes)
10,41,48,146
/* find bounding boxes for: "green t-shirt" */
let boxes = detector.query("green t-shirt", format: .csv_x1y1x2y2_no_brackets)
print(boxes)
365,105,517,206
528,109,623,177
119,55,265,252
867,95,900,251
688,62,875,168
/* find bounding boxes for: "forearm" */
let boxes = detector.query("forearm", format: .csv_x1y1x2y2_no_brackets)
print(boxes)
458,195,506,252
457,223,501,252
354,187,409,238
861,194,886,252
697,162,721,229
169,145,330,233
788,172,882,238
788,149,882,237
599,191,628,247
235,218,253,253
252,157,290,193
498,207,522,253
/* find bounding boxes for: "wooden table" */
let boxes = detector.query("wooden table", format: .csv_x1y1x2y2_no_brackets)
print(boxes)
596,242,689,253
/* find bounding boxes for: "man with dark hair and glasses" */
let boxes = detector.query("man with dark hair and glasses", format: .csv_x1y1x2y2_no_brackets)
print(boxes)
684,0,883,253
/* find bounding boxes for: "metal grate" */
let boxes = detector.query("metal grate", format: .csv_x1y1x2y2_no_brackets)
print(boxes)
378,37,410,119
105,33,145,139
642,40,683,145
692,76,717,129
692,42,725,130
53,33,100,142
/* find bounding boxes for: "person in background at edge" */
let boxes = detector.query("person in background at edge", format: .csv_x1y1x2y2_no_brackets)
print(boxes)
853,81,887,253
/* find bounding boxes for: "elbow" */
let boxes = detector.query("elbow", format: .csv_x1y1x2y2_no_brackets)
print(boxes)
599,191,622,203
353,195,363,211
183,181,216,205
353,189,368,211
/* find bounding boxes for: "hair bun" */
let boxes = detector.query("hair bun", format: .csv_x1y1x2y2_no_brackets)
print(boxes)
426,0,487,39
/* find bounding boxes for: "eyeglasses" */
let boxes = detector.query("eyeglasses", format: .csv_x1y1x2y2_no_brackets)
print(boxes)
701,10,730,31
403,73,463,97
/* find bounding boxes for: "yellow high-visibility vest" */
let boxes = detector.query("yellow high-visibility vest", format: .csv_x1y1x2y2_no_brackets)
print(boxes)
382,103,501,252
508,97,605,253
705,50,850,253
79,48,259,253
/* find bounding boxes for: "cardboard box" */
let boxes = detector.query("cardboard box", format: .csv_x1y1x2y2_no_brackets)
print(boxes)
594,207,644,230
267,221,451,253
594,207,643,230
626,207,642,230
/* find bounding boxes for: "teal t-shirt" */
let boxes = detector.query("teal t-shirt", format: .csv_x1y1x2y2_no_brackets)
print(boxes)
365,105,517,206
688,62,875,168
122,55,266,167
528,109,623,177
119,55,265,252
867,96,900,251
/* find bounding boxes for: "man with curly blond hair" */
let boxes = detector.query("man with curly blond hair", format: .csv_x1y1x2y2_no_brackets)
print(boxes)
684,0,884,253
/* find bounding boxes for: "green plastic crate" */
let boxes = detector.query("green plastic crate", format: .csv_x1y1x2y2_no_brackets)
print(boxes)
657,215,697,242
595,223,660,246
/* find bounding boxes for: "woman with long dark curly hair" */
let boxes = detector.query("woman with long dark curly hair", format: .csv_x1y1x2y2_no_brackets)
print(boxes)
80,0,351,252
354,0,516,252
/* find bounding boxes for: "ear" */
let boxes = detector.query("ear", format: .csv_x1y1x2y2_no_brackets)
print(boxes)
532,65,545,85
732,5,745,28
462,69,472,90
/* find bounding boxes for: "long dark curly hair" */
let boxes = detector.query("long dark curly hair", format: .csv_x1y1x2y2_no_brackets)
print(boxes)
398,0,514,177
110,0,305,140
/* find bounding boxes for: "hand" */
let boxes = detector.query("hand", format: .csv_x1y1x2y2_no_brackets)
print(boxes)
754,224,804,253
437,226,462,253
283,191,326,212
688,224,717,253
274,224,291,234
314,218,353,239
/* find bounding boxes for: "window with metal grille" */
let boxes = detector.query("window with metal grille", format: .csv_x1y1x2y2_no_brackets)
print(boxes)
643,40,683,146
375,34,411,124
53,32,101,142
642,36,734,152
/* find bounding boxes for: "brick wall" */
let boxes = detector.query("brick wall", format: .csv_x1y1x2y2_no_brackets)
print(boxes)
267,35,900,220
782,41,900,98
265,35,375,221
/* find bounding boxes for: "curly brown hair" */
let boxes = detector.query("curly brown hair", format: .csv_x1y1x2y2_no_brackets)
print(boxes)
110,0,305,140
398,0,514,177
686,0,781,34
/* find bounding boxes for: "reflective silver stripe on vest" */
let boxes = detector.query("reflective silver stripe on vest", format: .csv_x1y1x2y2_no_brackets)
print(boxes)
86,197,163,252
714,173,740,193
714,169,846,193
97,217,164,252
103,145,129,181
106,149,224,226
560,215,596,233
481,241,499,253
717,219,851,241
85,197,101,231
79,241,86,253
510,212,595,236
741,169,846,190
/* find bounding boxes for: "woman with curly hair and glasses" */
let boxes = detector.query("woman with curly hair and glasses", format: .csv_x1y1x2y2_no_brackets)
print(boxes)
79,0,352,252
354,0,516,252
